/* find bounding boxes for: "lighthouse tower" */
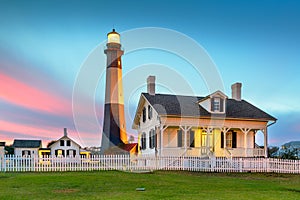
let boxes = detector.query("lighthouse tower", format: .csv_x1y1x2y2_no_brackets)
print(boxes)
101,29,127,153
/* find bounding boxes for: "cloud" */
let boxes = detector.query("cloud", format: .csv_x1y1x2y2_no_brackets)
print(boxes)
0,72,71,115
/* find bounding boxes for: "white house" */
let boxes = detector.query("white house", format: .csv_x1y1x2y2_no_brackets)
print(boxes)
132,76,276,158
12,139,42,157
48,128,81,157
0,142,5,158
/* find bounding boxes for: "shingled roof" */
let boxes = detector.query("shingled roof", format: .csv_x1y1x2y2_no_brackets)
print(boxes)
142,93,276,121
13,140,42,148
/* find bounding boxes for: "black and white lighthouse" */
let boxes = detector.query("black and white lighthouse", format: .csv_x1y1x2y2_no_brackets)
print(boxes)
101,29,127,153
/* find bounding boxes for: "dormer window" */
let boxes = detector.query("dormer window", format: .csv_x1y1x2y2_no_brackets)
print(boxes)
211,97,224,112
213,98,220,111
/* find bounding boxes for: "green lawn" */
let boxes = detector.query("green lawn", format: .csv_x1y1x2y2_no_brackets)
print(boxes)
0,171,300,200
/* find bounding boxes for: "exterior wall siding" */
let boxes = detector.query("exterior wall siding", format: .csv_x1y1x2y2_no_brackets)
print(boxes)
137,100,159,155
14,148,39,157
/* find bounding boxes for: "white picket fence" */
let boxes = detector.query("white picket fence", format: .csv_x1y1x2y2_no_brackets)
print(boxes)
1,155,300,173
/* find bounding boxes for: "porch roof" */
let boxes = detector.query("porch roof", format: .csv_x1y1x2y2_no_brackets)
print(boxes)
142,93,276,121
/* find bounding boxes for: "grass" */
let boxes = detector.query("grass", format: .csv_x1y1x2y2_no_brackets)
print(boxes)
0,171,300,200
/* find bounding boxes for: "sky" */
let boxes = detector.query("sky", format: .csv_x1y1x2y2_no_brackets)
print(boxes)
0,0,300,147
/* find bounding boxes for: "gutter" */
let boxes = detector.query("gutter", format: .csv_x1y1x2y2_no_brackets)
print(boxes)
267,120,277,127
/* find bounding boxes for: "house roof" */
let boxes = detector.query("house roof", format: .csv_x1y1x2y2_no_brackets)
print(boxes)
13,140,42,148
137,93,276,122
122,143,138,152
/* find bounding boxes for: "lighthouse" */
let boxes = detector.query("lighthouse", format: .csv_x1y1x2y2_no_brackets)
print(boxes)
101,29,128,154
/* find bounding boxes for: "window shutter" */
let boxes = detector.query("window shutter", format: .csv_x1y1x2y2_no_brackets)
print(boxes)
55,150,58,156
142,107,146,122
232,132,237,148
73,150,76,157
211,98,215,111
221,132,224,148
220,98,224,112
177,130,183,147
154,130,157,148
149,131,152,148
62,150,65,157
66,150,69,156
190,130,195,147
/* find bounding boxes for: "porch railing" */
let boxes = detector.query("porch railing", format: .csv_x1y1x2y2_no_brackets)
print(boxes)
227,148,265,157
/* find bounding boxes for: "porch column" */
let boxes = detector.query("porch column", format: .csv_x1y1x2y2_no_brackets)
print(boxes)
241,128,250,157
206,128,212,154
160,125,168,157
264,127,268,158
179,126,191,152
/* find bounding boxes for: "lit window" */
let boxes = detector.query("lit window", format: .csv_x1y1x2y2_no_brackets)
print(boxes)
226,132,232,148
56,149,65,157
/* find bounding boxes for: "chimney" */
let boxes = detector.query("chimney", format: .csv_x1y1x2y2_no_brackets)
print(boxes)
64,128,68,137
231,82,242,101
147,76,156,95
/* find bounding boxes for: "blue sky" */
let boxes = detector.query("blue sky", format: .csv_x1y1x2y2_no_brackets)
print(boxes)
0,0,300,147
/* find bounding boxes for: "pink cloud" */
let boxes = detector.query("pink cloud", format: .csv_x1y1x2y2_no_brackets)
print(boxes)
0,73,71,115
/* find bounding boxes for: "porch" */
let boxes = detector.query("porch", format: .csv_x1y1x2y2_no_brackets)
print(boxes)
156,122,268,158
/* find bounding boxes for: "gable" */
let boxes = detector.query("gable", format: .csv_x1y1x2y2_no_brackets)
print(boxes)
48,136,81,148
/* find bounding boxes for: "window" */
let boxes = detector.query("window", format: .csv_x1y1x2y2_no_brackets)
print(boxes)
66,149,76,157
201,131,213,147
213,98,220,111
141,133,146,150
177,130,183,147
60,140,64,146
22,150,31,157
226,132,232,148
211,97,224,112
149,129,156,149
55,149,65,157
66,140,71,146
142,107,146,122
221,131,237,148
148,105,152,120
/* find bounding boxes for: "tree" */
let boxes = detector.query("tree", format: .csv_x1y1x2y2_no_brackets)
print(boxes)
128,135,135,143
4,145,14,155
280,148,298,160
268,146,279,158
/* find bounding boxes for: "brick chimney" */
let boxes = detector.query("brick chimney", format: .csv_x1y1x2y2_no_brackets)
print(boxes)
147,76,156,95
64,128,68,137
231,82,242,101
